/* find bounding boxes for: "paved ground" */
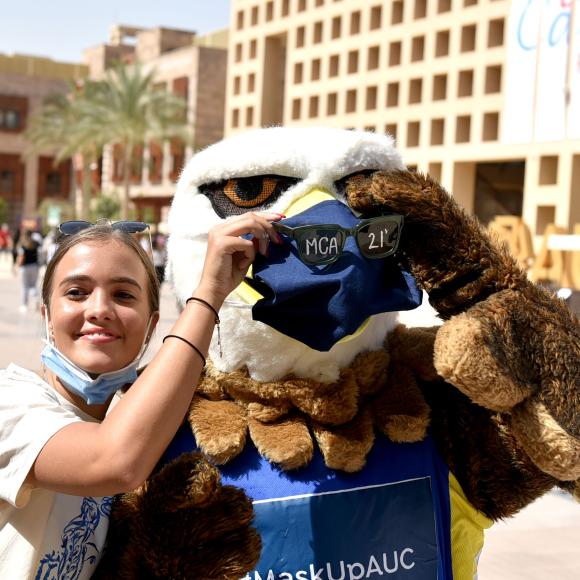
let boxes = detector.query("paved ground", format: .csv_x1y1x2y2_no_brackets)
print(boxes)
1,258,579,578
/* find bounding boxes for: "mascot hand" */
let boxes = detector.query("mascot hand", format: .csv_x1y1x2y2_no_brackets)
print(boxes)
95,452,262,579
434,285,580,482
347,170,529,318
348,170,580,482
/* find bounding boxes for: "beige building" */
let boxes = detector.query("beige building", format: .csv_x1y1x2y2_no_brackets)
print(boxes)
84,25,228,225
225,0,580,250
0,54,87,227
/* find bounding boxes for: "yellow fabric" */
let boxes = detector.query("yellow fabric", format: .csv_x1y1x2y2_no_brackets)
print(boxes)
449,472,493,579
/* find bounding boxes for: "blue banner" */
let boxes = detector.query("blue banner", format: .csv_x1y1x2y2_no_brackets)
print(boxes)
243,477,438,580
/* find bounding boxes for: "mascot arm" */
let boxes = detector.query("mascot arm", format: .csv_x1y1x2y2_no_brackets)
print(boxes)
94,452,261,579
348,170,580,486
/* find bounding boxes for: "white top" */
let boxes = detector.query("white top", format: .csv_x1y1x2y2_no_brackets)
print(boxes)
0,364,112,579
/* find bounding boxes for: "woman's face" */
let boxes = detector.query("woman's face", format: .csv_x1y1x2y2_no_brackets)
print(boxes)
44,240,157,375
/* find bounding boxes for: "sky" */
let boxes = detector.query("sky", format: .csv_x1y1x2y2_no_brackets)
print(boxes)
0,0,231,63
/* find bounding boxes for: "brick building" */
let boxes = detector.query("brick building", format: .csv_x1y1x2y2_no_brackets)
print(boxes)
0,54,87,227
225,0,580,248
84,25,228,226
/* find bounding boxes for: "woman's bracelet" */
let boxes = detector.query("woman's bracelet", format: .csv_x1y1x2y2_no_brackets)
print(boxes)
185,296,222,358
162,334,206,366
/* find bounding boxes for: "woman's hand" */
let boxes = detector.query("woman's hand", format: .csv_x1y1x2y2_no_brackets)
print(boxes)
196,211,283,306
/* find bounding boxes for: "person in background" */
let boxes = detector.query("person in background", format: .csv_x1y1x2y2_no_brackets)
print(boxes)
151,234,167,285
16,229,41,313
0,224,11,264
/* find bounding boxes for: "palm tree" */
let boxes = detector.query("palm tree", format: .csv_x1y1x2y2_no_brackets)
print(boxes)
26,82,104,220
91,64,189,220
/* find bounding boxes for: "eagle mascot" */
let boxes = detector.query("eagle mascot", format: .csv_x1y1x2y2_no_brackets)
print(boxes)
95,127,579,579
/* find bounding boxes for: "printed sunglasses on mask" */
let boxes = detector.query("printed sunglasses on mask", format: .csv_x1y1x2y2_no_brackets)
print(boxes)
273,214,404,266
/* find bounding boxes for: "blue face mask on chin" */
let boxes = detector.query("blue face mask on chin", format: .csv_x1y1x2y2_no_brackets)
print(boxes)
40,316,152,406
41,342,139,405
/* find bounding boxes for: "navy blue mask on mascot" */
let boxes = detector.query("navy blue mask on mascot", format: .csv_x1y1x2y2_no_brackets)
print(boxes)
249,199,422,351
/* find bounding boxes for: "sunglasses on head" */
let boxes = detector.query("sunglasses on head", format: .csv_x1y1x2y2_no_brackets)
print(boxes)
58,220,150,236
273,214,404,266
58,220,153,260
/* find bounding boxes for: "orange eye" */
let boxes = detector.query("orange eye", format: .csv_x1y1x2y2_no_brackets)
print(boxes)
200,175,300,218
223,177,277,207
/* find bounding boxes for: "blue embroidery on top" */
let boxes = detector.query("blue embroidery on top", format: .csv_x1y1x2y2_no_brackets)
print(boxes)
35,496,113,580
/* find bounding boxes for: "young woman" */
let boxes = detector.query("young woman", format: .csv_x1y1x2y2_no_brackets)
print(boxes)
0,213,281,579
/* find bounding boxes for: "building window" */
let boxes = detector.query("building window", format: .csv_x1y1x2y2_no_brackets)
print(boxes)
482,112,499,141
296,26,305,48
294,62,304,84
0,170,15,193
298,0,307,12
456,115,471,143
366,86,378,110
309,96,320,118
313,21,323,44
246,106,254,126
236,10,245,30
458,69,474,97
45,172,62,195
329,54,340,76
170,140,185,182
292,98,302,120
251,5,259,26
235,43,243,62
311,58,321,81
327,92,338,115
266,1,274,21
368,45,380,70
233,76,241,95
282,0,290,17
250,39,257,59
407,121,420,147
414,0,427,19
485,65,502,93
248,73,256,93
385,123,397,141
332,16,342,39
435,30,450,57
386,82,400,107
433,74,447,100
348,50,359,74
0,110,21,131
149,141,163,183
232,109,240,128
345,89,357,113
539,156,559,185
409,78,423,104
389,41,402,66
391,1,403,25
350,11,361,34
411,36,425,62
438,0,451,13
488,18,505,47
370,6,382,30
461,24,477,52
430,119,445,145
